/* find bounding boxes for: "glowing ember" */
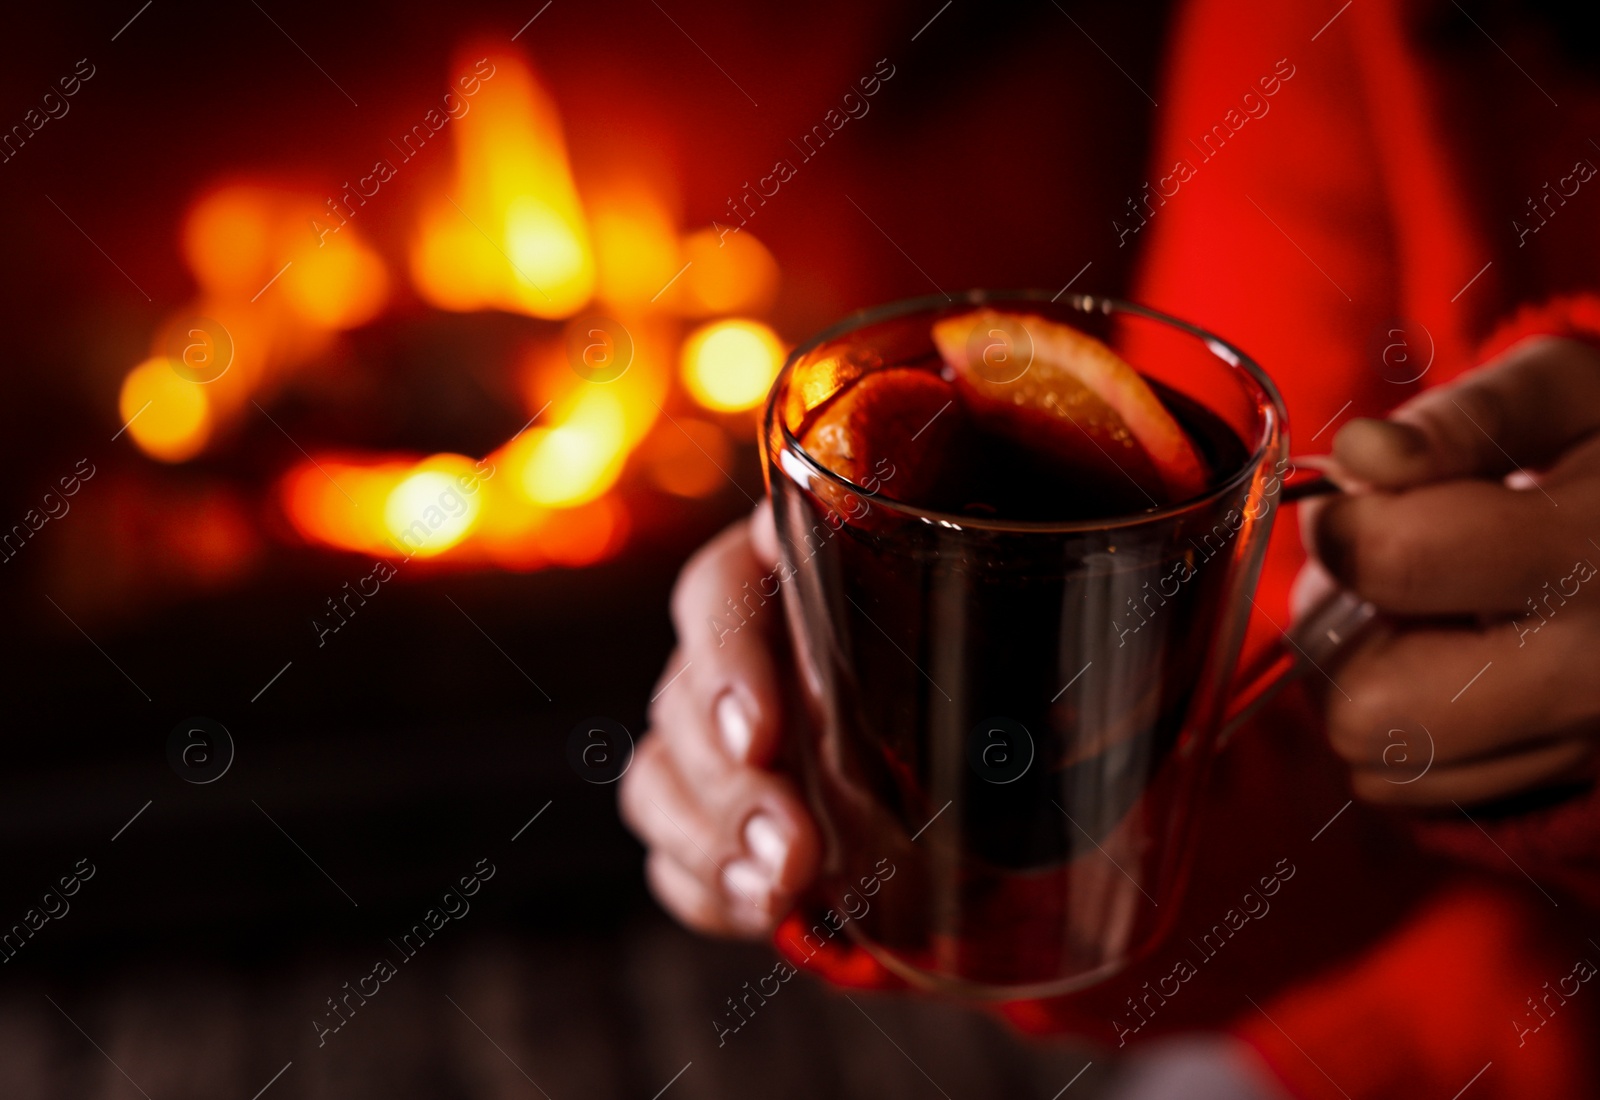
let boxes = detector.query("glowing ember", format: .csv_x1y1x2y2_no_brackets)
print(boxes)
681,319,785,412
383,457,484,557
283,458,414,555
504,387,629,507
282,453,491,558
120,357,211,463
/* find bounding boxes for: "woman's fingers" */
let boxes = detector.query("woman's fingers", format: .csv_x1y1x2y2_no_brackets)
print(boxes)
620,729,817,934
622,506,822,938
1303,339,1600,808
1307,475,1593,615
645,851,763,939
1332,336,1600,489
749,498,782,570
668,512,784,766
1311,349,1600,618
1349,733,1599,808
649,659,820,892
1326,614,1600,778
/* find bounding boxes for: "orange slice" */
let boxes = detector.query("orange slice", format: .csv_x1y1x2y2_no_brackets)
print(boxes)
799,368,958,504
932,310,1208,502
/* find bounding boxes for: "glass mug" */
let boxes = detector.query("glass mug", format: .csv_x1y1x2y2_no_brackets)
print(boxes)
760,290,1370,998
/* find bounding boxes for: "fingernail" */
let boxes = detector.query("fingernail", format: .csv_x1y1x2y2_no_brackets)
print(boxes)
744,813,788,876
717,691,753,762
723,859,773,907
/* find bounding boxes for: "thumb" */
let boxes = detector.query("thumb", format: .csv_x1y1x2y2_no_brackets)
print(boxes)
748,499,780,570
1330,335,1600,491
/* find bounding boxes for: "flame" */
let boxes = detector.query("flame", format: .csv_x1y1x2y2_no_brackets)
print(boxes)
282,453,485,558
681,319,785,412
282,458,411,554
591,183,682,308
123,185,390,464
473,478,551,570
183,185,389,332
410,51,594,318
677,228,778,316
280,232,389,331
183,186,277,299
120,357,212,463
508,313,672,503
128,42,788,575
503,386,629,507
383,456,484,557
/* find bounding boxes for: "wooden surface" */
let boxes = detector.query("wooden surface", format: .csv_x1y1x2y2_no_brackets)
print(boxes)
0,915,1111,1100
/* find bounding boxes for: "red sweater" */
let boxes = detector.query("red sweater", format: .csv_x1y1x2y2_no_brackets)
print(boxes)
780,1,1600,1094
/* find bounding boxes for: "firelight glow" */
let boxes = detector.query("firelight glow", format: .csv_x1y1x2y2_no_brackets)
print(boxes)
183,186,276,298
183,184,390,330
590,183,681,308
678,228,778,316
280,232,390,331
282,454,484,558
120,357,211,463
383,460,482,557
123,42,793,573
507,388,629,507
681,319,786,412
409,50,595,318
121,184,391,465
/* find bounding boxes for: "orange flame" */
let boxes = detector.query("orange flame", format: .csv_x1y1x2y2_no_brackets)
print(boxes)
499,314,671,506
590,181,682,309
120,357,212,463
184,184,389,335
676,228,778,316
121,184,390,464
281,453,487,559
128,42,788,574
410,50,595,318
681,319,785,412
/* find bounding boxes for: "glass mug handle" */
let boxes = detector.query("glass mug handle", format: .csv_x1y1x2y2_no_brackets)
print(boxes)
1218,463,1376,744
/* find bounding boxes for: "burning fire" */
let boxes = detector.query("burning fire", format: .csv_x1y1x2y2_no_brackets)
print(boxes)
119,184,391,464
117,46,789,572
681,319,785,412
409,51,595,318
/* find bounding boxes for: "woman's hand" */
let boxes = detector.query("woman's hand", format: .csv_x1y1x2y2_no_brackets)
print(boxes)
619,503,820,936
1301,336,1600,806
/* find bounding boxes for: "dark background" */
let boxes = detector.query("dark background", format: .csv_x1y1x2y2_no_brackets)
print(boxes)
0,1,1171,1095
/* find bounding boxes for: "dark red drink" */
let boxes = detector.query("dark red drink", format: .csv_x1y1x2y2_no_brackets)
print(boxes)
764,294,1285,995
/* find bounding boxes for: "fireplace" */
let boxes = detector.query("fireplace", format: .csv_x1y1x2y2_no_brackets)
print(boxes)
0,0,1160,979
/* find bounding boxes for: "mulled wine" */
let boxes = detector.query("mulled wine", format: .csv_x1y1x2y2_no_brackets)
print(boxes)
764,295,1283,995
